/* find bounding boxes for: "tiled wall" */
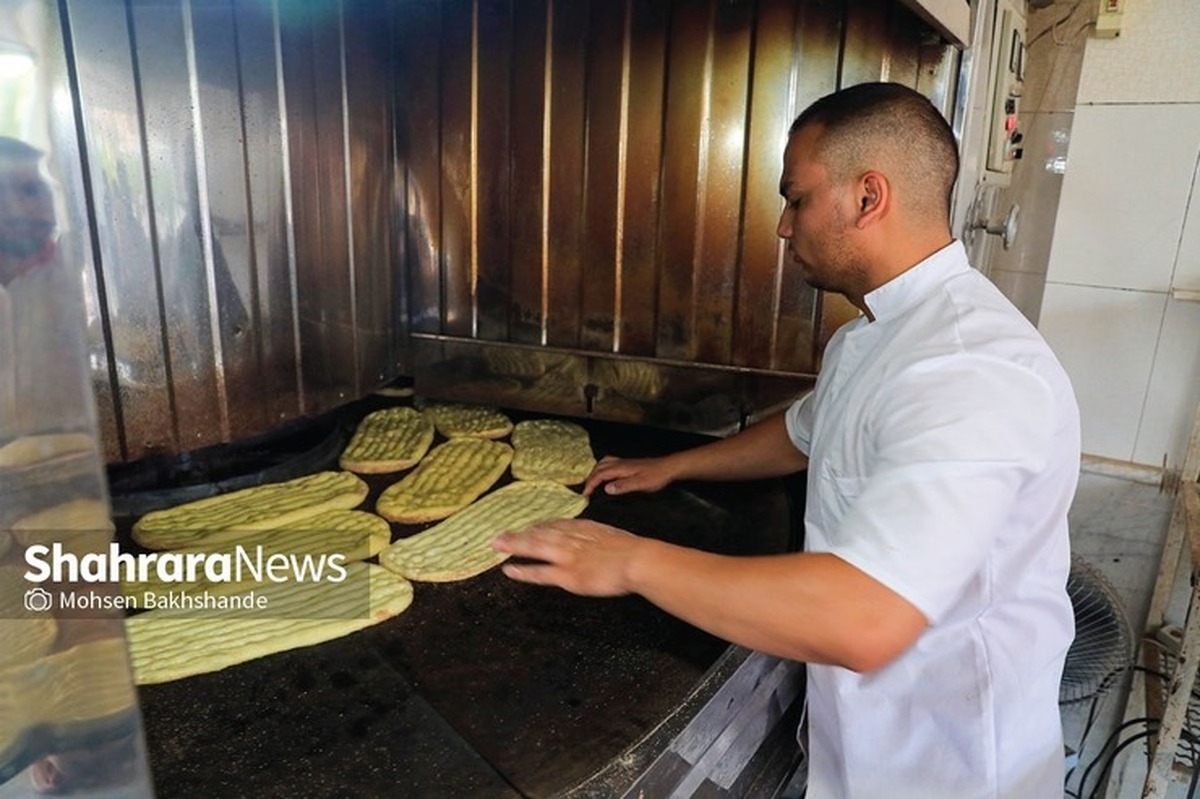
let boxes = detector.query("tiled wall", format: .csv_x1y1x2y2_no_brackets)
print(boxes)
1037,0,1200,469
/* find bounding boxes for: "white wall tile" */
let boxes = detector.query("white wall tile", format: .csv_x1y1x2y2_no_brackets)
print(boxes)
1047,104,1200,292
1078,0,1200,105
1038,282,1167,462
989,268,1046,324
1133,298,1200,469
1174,158,1200,294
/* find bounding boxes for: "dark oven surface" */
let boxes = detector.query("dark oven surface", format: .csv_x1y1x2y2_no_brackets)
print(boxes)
121,403,798,798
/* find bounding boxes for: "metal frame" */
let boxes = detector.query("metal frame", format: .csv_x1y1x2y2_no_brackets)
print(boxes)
1108,400,1200,797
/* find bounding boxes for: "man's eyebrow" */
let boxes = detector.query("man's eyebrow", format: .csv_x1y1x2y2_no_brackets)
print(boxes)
779,181,792,198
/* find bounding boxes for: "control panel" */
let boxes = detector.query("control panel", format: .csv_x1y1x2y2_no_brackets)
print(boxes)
982,0,1027,184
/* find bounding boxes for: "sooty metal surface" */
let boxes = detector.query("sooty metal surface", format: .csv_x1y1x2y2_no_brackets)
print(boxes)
126,402,797,798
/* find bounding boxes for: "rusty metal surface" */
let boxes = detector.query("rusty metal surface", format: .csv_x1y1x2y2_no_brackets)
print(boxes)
49,0,954,461
412,337,813,437
57,0,402,462
401,0,952,391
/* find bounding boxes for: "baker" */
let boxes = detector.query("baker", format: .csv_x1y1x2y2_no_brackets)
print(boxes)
493,82,1080,798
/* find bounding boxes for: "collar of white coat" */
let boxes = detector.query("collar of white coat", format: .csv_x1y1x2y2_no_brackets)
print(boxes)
860,239,970,323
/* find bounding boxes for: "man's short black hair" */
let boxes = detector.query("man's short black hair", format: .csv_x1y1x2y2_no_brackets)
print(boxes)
790,82,959,221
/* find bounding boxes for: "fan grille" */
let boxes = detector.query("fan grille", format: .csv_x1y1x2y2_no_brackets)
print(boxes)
1059,557,1135,705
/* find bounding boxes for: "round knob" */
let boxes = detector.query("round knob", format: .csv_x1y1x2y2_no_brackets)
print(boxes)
972,203,1020,251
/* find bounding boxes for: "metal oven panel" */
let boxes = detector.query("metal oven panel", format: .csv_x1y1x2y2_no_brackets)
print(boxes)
60,0,404,462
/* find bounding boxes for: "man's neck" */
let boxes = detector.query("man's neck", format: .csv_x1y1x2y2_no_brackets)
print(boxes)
853,232,954,322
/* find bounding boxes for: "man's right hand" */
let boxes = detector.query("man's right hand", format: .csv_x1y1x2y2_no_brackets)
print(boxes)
582,455,679,497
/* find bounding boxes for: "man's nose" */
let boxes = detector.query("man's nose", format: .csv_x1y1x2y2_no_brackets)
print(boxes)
776,209,791,239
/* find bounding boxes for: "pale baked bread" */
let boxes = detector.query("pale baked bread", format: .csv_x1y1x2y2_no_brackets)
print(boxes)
0,433,95,469
13,498,115,557
510,419,596,485
125,562,413,685
0,565,59,670
375,438,513,524
0,638,136,755
122,509,392,598
338,406,434,473
132,471,369,550
379,480,587,582
421,402,513,440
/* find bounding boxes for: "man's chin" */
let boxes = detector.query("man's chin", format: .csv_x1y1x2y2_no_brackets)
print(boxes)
798,269,829,293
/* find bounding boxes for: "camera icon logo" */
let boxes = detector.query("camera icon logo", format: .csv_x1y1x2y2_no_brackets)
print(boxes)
24,587,53,613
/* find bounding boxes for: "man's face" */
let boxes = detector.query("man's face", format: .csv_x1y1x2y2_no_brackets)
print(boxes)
775,125,864,297
0,158,55,261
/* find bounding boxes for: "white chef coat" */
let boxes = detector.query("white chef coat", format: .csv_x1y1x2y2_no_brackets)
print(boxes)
785,240,1079,799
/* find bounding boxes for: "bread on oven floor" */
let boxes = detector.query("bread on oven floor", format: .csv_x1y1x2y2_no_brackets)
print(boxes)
125,562,413,685
375,438,513,524
132,471,369,550
338,406,434,474
379,480,587,582
510,419,596,485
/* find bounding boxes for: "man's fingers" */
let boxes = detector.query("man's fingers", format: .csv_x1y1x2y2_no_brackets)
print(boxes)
500,561,560,586
583,457,625,496
492,524,578,562
493,519,639,597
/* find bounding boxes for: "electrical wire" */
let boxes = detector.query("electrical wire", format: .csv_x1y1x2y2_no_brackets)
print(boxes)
1075,717,1160,799
1026,0,1090,49
1085,728,1160,799
1065,694,1105,795
1078,719,1200,798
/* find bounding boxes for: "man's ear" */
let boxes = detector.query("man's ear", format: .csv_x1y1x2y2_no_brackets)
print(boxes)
855,171,889,228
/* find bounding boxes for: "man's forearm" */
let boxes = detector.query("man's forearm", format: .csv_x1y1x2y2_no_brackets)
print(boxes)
666,411,808,483
624,541,925,672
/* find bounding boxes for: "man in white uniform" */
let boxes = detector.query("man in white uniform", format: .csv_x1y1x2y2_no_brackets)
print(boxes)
493,83,1080,798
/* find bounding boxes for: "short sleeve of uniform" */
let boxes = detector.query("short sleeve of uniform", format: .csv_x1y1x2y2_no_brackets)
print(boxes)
784,390,816,456
830,355,1057,624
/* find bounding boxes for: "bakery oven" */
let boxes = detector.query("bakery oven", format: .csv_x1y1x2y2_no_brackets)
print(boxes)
0,0,968,795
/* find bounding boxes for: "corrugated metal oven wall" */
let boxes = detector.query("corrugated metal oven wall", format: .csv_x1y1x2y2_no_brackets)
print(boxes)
399,0,960,434
66,0,958,461
64,0,402,463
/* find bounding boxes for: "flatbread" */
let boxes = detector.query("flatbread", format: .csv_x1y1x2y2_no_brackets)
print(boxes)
421,402,513,440
376,438,513,524
122,509,392,598
13,498,115,557
338,406,434,473
125,562,413,685
510,419,596,485
0,638,136,756
0,565,59,670
132,471,369,550
379,481,587,582
0,433,95,469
